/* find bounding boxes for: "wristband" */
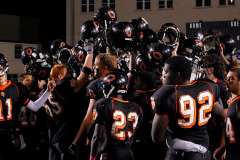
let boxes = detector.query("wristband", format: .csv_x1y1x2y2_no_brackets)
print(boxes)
89,156,96,160
82,66,92,75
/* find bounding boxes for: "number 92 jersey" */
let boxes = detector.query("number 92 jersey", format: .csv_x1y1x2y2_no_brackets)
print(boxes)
92,97,143,148
151,79,220,148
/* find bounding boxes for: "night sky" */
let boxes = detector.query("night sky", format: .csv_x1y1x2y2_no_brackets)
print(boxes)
0,1,66,51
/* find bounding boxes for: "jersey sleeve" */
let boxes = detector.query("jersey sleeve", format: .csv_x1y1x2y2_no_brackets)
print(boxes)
216,81,231,109
92,98,112,125
86,79,104,100
151,85,175,117
15,82,30,106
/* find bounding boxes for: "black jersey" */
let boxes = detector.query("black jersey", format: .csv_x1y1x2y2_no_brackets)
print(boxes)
128,89,156,143
225,95,240,160
151,79,220,148
216,80,232,109
42,77,75,144
86,79,104,100
92,97,142,151
0,81,29,129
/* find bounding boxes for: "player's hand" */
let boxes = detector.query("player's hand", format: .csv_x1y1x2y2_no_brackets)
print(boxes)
84,42,94,55
213,145,225,160
47,80,56,93
68,143,78,156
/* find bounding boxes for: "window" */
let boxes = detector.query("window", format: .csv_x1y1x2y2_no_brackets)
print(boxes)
7,74,18,82
159,0,173,9
219,0,235,6
102,0,115,10
196,0,211,7
82,0,94,12
15,44,22,59
137,0,151,10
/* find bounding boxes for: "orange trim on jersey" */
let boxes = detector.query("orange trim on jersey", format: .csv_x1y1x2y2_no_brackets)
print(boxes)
12,82,19,100
110,97,129,103
155,113,169,117
135,88,156,93
0,80,11,91
54,89,65,100
198,81,215,103
128,101,142,117
23,98,30,105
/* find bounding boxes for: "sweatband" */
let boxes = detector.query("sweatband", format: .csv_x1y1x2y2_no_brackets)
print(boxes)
89,156,96,160
26,90,51,112
82,66,92,75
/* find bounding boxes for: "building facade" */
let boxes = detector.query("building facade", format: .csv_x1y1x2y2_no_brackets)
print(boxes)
66,0,240,46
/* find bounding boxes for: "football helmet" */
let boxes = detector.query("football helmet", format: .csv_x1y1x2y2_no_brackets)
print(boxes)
219,34,236,54
50,39,66,56
184,38,204,57
148,43,172,67
136,28,158,54
157,23,180,49
0,53,9,77
21,47,39,65
101,69,128,98
197,28,218,52
130,17,149,32
177,32,188,56
135,54,151,72
80,20,102,43
107,22,135,51
56,45,74,65
93,6,117,28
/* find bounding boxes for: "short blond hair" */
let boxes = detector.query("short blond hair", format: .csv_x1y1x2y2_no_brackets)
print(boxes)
50,64,67,81
95,53,115,72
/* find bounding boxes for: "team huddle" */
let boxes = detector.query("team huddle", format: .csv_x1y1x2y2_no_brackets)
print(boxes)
0,6,240,160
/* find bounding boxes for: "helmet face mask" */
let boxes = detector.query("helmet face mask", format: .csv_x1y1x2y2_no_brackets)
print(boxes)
158,23,180,49
0,53,9,77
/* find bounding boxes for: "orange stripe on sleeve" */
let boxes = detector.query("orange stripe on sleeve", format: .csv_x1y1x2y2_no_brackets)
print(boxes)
155,113,169,117
23,98,30,105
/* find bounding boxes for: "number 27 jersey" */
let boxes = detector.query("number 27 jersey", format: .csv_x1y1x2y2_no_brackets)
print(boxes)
151,80,220,148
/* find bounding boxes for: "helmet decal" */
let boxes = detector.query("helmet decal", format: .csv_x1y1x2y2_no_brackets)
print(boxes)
38,70,46,78
140,62,146,71
105,74,116,82
60,42,66,47
78,52,85,62
139,32,144,39
94,21,100,28
26,48,33,55
153,52,162,60
125,28,132,37
108,11,116,19
195,40,203,47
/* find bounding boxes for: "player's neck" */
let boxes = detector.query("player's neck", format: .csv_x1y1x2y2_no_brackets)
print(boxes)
182,80,191,85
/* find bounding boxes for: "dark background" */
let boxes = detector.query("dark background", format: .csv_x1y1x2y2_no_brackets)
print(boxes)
0,0,66,51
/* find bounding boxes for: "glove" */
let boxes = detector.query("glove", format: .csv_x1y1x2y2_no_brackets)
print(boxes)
68,143,78,156
84,43,94,54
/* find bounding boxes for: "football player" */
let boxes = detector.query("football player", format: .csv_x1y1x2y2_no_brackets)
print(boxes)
214,68,240,160
43,43,94,160
69,53,115,159
0,53,55,160
151,56,224,160
90,70,143,160
201,54,231,155
128,71,158,160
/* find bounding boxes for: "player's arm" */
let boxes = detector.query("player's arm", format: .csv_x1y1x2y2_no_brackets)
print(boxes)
73,43,93,93
212,99,226,160
152,114,169,143
90,123,106,160
26,80,55,112
72,99,97,145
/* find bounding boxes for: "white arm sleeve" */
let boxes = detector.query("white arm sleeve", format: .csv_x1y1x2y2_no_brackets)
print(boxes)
26,90,51,112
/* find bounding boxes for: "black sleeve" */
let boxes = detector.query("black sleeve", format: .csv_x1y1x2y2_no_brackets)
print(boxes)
216,81,232,109
92,98,112,125
15,82,30,106
86,79,104,100
151,85,175,116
